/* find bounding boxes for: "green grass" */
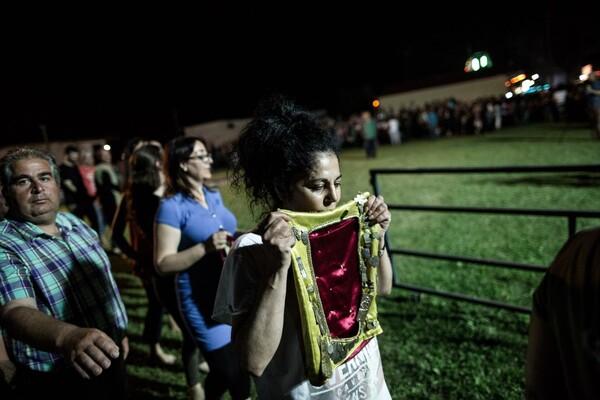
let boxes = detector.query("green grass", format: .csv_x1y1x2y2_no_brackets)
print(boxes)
113,122,600,399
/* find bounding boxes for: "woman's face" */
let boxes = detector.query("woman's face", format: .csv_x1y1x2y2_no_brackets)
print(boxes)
183,140,213,181
282,152,341,212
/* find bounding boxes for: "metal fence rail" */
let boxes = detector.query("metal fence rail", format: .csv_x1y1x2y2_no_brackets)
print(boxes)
370,164,600,314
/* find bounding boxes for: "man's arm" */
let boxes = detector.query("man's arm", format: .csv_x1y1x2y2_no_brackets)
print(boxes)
62,178,78,194
1,298,121,379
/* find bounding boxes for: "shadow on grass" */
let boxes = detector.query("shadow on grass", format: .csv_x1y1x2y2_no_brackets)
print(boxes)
474,173,600,188
126,368,186,400
125,333,189,399
110,253,194,399
378,292,529,340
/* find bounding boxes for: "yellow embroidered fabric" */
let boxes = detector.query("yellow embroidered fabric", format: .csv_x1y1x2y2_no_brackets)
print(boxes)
279,192,383,386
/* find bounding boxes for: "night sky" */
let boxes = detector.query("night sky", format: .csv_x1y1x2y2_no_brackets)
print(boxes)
1,3,598,147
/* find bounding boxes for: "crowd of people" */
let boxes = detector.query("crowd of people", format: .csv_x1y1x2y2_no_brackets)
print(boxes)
203,80,600,170
58,144,121,253
332,82,598,151
111,139,210,399
0,92,598,400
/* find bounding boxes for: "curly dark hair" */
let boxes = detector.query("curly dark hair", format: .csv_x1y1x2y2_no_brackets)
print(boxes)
228,93,340,220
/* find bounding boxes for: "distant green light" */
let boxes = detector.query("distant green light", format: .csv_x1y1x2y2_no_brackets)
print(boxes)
465,51,492,73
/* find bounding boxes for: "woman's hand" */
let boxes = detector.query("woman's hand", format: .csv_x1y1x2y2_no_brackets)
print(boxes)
364,195,391,234
204,230,232,254
364,195,394,295
258,211,296,276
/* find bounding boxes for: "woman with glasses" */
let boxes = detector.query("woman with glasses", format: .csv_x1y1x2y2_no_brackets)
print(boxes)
155,136,250,400
111,143,209,399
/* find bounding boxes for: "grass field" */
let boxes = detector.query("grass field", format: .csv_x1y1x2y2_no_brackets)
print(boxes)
113,122,600,399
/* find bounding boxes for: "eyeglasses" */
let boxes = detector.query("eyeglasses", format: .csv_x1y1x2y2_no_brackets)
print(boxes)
187,154,213,163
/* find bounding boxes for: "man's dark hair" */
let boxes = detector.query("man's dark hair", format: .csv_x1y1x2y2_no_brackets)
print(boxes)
0,147,61,200
64,145,79,154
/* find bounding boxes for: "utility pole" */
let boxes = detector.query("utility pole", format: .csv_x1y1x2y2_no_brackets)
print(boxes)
39,124,49,151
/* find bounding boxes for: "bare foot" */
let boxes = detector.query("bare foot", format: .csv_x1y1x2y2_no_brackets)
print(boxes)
151,343,177,366
168,314,182,333
198,361,210,374
188,383,206,400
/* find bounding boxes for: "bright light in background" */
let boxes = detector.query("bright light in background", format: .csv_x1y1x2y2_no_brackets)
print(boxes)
579,64,594,82
511,74,526,84
505,70,552,97
464,51,493,73
103,144,111,151
372,99,380,108
521,79,534,92
479,54,489,68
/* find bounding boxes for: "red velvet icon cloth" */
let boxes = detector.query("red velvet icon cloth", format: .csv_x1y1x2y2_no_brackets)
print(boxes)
309,217,361,339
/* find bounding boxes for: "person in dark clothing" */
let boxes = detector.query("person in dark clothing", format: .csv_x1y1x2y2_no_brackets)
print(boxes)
112,143,207,399
59,145,100,234
526,225,600,399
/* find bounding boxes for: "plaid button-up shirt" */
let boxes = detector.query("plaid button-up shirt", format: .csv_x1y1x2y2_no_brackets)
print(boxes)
0,212,128,372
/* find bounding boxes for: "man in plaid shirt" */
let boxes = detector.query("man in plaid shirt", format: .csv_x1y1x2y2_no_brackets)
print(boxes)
0,147,128,400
